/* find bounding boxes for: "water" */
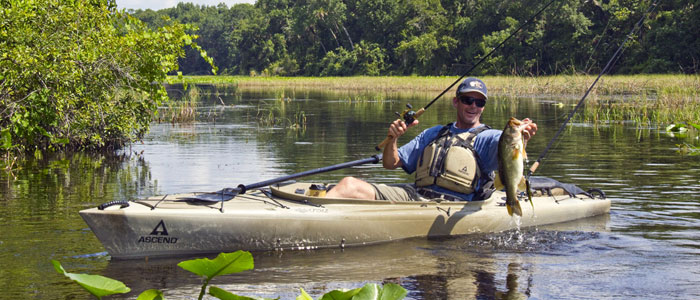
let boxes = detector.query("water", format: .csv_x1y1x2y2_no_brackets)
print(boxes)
1,84,699,299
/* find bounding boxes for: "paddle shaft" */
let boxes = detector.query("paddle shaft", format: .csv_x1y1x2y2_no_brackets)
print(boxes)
235,155,382,194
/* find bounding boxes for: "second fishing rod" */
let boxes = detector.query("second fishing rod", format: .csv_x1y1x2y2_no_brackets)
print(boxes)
375,0,560,151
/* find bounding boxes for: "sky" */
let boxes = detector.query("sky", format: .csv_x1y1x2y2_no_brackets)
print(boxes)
115,0,255,11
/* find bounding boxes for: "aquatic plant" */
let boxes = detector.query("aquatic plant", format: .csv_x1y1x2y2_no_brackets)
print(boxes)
175,75,699,126
157,100,198,123
52,260,130,299
178,251,255,300
53,251,408,300
667,123,700,155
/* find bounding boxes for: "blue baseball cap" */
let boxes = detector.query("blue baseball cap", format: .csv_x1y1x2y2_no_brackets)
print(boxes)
457,77,487,99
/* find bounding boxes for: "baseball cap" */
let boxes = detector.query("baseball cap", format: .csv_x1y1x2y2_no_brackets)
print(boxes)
456,77,487,99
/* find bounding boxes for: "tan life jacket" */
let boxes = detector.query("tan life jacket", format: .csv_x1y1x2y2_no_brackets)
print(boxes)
415,125,491,194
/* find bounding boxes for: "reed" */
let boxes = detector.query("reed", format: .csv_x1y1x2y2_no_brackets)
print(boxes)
176,74,699,125
157,99,197,123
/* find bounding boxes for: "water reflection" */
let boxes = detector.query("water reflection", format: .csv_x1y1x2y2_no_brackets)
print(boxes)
99,223,606,299
2,84,700,299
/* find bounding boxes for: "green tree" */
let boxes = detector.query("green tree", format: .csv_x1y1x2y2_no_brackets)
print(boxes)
320,40,387,75
0,0,212,154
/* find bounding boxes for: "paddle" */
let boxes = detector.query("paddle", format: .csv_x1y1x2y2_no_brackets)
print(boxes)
187,155,383,202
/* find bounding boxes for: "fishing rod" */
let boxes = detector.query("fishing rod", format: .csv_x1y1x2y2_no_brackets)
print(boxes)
190,0,563,202
189,155,383,202
376,0,560,151
527,0,659,177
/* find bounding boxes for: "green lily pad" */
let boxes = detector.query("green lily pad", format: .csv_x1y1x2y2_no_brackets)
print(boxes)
137,289,164,300
52,260,130,299
178,250,254,278
209,286,278,300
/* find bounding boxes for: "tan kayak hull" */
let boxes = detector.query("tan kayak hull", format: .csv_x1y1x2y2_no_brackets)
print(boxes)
80,182,610,259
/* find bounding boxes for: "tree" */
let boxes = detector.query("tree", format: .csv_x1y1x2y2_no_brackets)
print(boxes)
0,0,213,154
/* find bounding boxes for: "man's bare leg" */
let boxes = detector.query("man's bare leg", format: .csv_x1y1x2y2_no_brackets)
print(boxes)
326,176,376,200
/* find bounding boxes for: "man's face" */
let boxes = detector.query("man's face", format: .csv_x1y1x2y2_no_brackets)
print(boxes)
452,91,486,129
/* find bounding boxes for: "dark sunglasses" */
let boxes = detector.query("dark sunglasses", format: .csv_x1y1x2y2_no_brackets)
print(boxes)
458,96,486,107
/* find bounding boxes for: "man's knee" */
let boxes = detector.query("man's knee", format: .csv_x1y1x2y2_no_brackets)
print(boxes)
328,176,375,199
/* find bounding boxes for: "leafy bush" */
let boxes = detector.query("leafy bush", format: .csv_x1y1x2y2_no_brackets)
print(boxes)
0,0,214,154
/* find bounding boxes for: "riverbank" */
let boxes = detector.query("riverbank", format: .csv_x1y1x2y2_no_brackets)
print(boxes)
174,74,700,125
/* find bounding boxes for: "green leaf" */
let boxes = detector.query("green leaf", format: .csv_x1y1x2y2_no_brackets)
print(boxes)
0,129,11,150
687,123,700,130
319,284,407,300
319,288,362,300
137,289,164,300
177,251,254,279
375,283,407,300
666,123,687,133
296,288,313,300
52,260,131,299
209,286,278,300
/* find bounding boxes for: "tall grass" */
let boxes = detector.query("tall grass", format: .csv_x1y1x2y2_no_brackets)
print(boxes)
176,74,699,125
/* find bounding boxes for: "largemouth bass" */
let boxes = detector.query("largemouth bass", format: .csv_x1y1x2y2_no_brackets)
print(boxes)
496,117,532,216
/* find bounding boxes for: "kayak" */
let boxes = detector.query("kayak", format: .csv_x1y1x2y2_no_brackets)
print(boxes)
80,180,610,259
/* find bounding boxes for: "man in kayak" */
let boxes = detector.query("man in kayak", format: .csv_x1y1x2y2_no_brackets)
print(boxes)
326,77,538,201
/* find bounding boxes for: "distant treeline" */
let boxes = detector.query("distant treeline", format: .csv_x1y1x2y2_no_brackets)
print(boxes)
129,0,698,76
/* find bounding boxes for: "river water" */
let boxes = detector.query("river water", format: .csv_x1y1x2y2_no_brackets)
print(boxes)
1,84,699,299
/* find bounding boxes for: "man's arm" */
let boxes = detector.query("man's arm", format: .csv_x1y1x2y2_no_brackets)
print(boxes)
382,119,419,169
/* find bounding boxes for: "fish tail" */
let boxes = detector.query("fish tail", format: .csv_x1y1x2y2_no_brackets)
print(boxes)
507,202,523,216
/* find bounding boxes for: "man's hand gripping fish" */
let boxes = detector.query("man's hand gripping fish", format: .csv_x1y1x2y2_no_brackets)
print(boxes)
496,117,533,216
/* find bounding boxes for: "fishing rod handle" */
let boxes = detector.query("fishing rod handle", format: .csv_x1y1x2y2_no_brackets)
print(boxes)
375,127,397,151
528,161,540,176
375,109,425,151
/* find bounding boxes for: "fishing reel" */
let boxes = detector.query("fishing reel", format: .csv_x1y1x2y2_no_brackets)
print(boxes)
375,103,425,151
395,103,417,125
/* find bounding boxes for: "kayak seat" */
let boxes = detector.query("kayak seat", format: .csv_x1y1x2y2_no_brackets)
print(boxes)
529,176,604,199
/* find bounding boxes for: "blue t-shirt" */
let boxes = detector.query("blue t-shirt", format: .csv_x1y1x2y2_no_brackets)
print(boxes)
398,123,501,201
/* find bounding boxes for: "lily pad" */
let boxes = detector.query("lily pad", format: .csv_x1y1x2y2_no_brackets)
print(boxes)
137,289,164,300
209,286,278,300
177,250,254,278
52,260,130,299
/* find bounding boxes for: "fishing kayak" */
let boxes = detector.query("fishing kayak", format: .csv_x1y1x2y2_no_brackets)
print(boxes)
80,179,610,259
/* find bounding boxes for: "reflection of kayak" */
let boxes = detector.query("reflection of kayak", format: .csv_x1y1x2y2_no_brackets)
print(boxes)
80,180,610,259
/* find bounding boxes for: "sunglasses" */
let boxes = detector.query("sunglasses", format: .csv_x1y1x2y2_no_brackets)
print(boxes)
458,96,486,107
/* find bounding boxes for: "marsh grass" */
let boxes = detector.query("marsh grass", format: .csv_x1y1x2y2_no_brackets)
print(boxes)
176,74,699,125
178,74,697,95
158,100,197,123
255,91,307,129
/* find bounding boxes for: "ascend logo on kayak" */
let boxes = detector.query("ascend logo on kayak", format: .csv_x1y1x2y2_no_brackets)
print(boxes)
137,220,179,244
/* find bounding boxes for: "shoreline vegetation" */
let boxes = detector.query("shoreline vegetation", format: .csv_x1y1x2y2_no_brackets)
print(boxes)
174,74,700,124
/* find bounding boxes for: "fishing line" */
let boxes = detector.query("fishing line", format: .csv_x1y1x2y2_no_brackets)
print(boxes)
376,0,561,150
421,0,560,112
528,0,659,177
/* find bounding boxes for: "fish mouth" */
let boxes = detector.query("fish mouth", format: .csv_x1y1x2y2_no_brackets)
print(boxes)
508,117,523,127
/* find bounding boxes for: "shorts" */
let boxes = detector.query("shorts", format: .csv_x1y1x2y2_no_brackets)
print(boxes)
370,183,423,202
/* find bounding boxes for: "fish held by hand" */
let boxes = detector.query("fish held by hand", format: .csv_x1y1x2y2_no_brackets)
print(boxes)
497,117,531,216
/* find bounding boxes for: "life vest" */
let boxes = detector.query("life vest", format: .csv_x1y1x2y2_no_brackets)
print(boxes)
415,124,491,194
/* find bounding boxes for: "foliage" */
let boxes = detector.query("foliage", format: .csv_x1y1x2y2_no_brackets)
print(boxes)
53,251,407,300
129,0,697,77
667,123,700,155
0,0,214,154
52,260,130,299
178,251,255,300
